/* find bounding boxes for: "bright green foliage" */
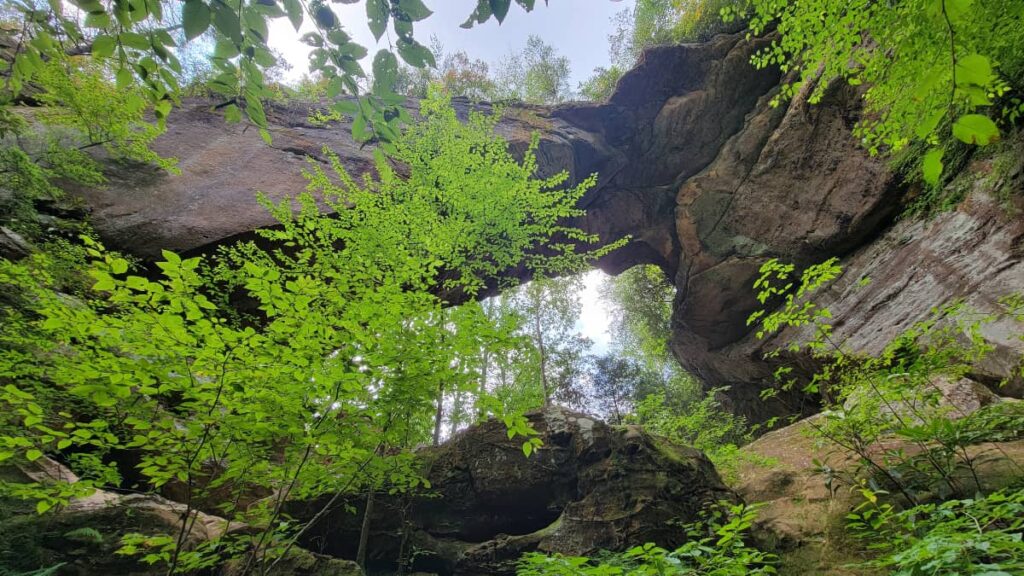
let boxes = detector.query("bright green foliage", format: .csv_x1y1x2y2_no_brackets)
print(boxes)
518,502,776,575
0,92,618,574
746,260,1024,572
602,265,676,370
578,65,624,102
630,388,757,482
848,487,1024,575
495,35,574,104
729,0,1024,184
746,257,841,348
1,55,174,234
3,0,538,144
496,275,594,408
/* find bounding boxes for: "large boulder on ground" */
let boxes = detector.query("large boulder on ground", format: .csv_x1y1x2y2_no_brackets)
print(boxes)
732,400,1024,575
287,406,734,576
0,457,361,576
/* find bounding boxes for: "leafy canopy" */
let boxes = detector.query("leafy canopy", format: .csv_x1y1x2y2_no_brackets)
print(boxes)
726,0,1024,185
3,0,547,144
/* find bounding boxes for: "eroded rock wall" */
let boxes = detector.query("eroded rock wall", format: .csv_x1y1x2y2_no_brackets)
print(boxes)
64,32,1024,421
285,406,732,576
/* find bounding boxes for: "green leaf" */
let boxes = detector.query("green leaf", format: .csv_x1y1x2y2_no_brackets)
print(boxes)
119,32,150,50
366,0,389,41
490,0,511,23
214,40,240,59
914,110,944,139
110,258,129,274
212,3,243,44
461,1,492,29
942,0,973,21
952,114,1000,145
922,148,944,186
327,75,344,98
116,66,133,89
514,0,535,10
396,39,435,68
92,35,116,58
352,109,372,141
282,0,303,30
26,449,43,461
955,53,993,87
36,500,53,514
372,50,399,94
398,0,432,21
183,0,212,41
84,11,111,28
223,103,242,123
332,99,360,116
314,5,337,29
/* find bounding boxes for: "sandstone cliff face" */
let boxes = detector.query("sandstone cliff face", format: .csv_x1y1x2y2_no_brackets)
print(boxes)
66,32,1024,421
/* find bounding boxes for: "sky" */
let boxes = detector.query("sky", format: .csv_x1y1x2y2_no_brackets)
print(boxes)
269,1,631,352
269,0,634,87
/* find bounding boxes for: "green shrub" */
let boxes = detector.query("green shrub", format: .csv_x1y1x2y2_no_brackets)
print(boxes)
518,502,776,575
847,487,1024,575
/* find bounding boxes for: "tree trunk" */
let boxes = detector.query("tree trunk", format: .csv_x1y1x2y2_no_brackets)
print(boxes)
355,488,376,569
534,310,550,405
449,389,464,438
432,383,444,446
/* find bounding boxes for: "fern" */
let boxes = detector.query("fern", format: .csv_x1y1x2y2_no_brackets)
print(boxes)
63,527,104,544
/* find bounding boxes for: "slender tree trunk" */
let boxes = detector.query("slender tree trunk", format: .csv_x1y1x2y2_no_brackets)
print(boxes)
355,488,376,569
449,389,463,438
476,348,491,420
534,311,550,406
432,383,444,446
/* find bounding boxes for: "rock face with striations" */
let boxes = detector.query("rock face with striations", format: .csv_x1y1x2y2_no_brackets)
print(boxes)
65,31,1024,420
285,406,733,576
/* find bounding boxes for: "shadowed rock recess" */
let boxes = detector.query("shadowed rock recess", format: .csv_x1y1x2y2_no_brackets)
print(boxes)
70,32,1024,420
284,407,732,575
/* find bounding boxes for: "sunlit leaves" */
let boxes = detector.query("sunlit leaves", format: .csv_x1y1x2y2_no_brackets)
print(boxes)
952,114,1000,145
955,54,994,88
922,148,944,186
742,0,1019,189
3,0,547,149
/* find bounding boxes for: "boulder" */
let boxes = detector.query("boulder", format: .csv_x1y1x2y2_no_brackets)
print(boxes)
286,406,734,576
732,406,1024,575
842,375,1003,422
0,457,360,576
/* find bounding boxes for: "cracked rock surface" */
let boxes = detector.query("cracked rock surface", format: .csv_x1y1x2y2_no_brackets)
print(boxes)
66,32,1024,421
